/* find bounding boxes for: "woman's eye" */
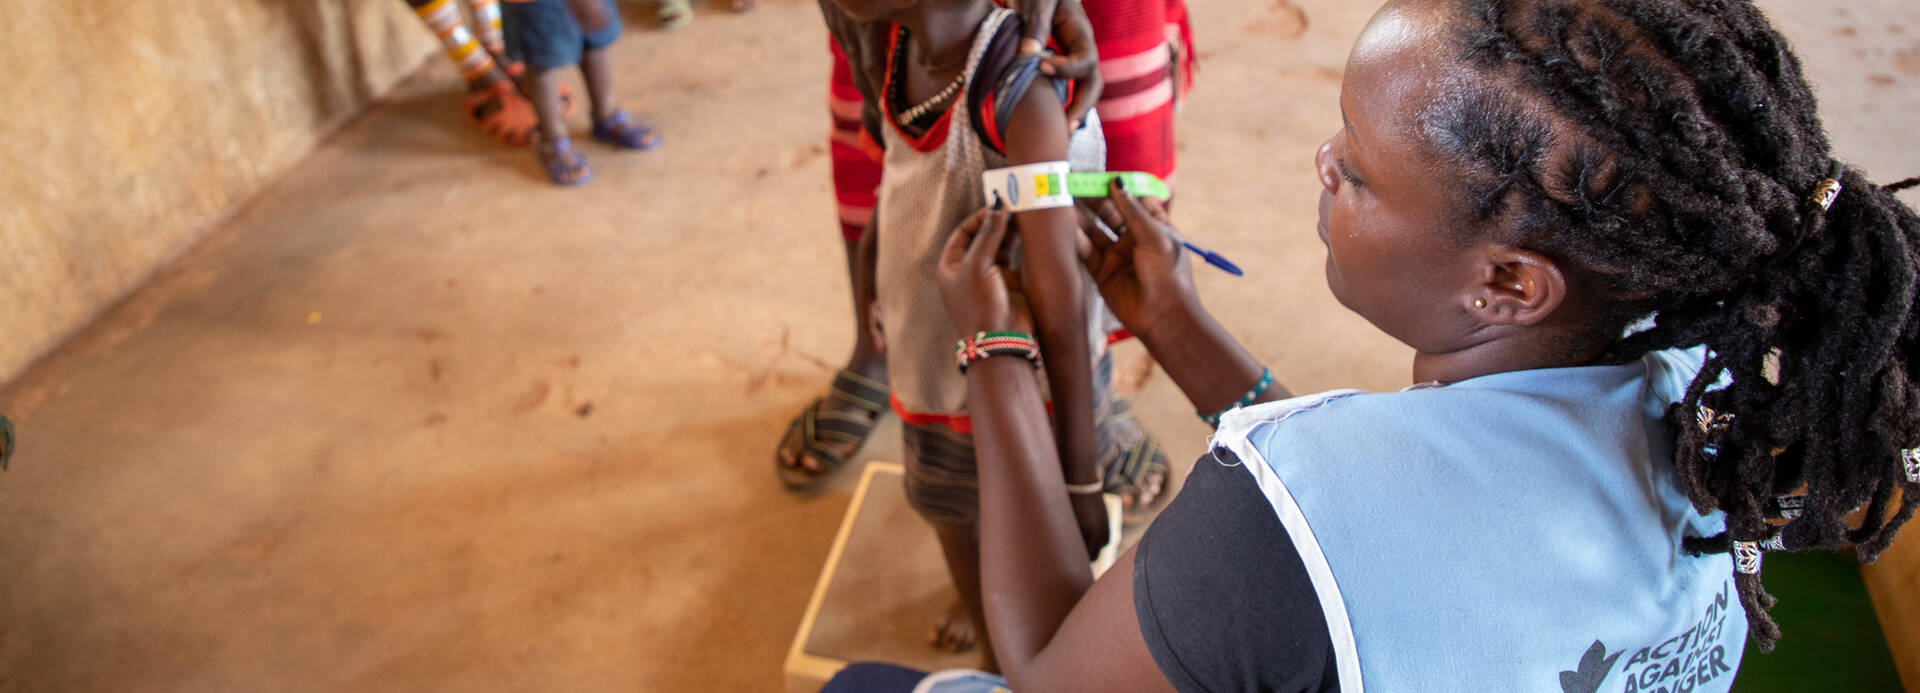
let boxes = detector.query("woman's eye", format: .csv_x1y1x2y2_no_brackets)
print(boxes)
1336,156,1364,187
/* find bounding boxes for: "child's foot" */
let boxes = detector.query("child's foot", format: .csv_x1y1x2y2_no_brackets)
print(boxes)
592,109,664,151
535,136,592,186
930,599,979,653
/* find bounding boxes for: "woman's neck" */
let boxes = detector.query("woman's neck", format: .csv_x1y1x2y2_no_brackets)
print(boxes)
1409,326,1613,385
896,1,991,73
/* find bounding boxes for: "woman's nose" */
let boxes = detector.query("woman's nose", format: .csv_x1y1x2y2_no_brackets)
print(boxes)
1315,139,1340,194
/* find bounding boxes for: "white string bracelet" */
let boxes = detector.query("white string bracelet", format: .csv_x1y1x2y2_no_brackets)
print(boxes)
1064,480,1104,496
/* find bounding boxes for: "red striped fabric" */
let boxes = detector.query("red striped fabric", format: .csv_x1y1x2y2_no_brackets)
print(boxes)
1086,0,1191,181
829,38,884,241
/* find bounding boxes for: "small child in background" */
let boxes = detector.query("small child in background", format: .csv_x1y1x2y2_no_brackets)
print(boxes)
502,0,664,185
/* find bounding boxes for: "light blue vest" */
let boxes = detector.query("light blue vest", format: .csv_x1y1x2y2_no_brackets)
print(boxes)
1211,349,1748,692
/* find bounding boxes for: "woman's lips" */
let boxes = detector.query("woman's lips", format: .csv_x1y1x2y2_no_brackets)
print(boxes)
1317,191,1332,245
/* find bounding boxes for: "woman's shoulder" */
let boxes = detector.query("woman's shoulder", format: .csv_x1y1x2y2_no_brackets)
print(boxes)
1216,385,1450,451
1230,348,1708,446
1133,451,1341,692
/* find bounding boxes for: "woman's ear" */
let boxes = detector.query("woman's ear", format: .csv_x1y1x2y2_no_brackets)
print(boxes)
1464,246,1566,327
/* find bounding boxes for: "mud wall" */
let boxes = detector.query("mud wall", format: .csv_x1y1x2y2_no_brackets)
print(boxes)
0,0,436,382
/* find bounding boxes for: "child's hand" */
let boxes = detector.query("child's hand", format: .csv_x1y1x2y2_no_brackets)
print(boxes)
1008,0,1101,127
937,206,1034,337
1078,181,1198,344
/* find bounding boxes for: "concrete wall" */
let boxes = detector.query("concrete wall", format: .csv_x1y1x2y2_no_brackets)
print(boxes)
0,0,436,383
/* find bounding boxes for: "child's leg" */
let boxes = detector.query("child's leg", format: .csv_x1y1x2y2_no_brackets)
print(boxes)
577,6,663,150
520,66,590,185
902,423,995,667
519,67,571,144
774,38,890,485
463,0,508,57
931,520,995,669
408,0,508,91
579,46,618,124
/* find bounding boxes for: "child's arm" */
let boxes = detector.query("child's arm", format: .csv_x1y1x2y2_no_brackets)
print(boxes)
1001,83,1107,556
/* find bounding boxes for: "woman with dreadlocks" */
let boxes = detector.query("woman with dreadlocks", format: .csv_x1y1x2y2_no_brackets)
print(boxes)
818,0,1920,691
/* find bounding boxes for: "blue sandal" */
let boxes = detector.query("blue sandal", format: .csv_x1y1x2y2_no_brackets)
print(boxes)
535,136,592,186
591,109,663,151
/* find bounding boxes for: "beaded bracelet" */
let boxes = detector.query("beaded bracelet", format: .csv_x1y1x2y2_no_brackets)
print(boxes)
1199,367,1275,427
955,331,1043,375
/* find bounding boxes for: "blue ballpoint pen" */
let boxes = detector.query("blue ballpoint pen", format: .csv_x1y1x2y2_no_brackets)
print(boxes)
1089,215,1244,277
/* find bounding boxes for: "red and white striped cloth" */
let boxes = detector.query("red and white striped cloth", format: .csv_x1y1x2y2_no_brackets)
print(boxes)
1086,0,1191,185
828,39,883,242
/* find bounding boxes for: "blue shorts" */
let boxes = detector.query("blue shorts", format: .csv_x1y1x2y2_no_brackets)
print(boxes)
501,0,622,70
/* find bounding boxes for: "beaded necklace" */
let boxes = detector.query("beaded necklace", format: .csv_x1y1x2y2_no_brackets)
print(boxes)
889,25,967,129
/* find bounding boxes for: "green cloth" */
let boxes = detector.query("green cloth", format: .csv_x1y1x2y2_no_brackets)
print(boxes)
1730,550,1900,691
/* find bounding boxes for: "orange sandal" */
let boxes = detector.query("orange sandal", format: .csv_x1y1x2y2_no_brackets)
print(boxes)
465,80,538,146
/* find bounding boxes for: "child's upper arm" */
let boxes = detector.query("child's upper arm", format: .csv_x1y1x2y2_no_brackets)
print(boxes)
1000,80,1074,167
999,76,1085,326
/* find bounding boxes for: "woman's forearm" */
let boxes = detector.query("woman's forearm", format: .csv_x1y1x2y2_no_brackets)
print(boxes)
1140,301,1291,414
968,357,1094,673
1025,251,1100,487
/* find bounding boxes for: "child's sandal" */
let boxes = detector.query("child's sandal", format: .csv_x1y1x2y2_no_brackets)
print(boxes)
657,0,693,31
774,370,890,493
535,136,592,186
464,80,538,146
591,109,664,151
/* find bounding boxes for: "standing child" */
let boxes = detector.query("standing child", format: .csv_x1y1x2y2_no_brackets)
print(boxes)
502,0,664,185
827,0,1164,660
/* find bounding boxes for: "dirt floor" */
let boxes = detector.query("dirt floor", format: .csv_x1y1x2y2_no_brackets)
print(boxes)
2,0,1916,690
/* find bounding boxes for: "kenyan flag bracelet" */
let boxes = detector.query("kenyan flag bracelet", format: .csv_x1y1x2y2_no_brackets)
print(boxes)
955,331,1043,375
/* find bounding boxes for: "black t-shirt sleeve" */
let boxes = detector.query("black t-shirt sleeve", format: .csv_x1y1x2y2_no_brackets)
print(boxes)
1132,449,1341,693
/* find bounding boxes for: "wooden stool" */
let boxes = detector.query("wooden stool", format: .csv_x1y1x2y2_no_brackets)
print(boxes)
784,463,1120,692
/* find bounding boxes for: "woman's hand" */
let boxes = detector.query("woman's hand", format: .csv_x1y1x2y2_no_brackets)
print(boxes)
938,206,1034,337
1078,182,1198,344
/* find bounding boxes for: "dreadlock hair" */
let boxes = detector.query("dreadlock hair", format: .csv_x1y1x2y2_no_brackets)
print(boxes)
1415,0,1920,652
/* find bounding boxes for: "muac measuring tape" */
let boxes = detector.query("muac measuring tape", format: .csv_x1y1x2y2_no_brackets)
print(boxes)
980,162,1171,212
979,162,1243,276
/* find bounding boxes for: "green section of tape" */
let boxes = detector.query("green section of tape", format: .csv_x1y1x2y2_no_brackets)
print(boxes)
0,415,12,471
1066,172,1171,200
